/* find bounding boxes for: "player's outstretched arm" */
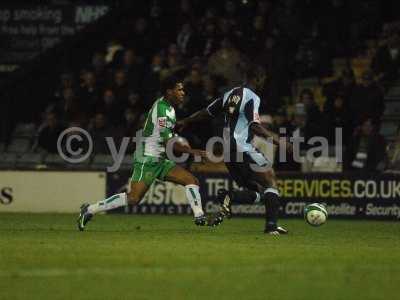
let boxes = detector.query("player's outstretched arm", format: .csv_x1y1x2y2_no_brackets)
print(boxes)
250,123,293,152
250,123,280,144
176,109,211,132
176,97,223,132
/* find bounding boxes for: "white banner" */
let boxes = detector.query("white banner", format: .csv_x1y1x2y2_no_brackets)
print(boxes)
0,171,106,213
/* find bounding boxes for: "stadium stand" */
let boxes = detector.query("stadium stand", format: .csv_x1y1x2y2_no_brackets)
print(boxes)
0,152,17,169
1,0,400,173
6,138,32,154
16,153,44,168
91,154,115,170
43,153,67,168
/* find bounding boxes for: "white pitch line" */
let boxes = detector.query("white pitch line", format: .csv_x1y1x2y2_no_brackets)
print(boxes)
1,267,250,277
0,267,240,278
1,265,399,278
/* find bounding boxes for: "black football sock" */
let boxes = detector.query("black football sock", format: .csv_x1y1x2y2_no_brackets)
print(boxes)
230,189,260,204
262,188,280,230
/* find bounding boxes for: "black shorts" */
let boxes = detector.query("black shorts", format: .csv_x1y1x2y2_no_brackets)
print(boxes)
225,150,272,191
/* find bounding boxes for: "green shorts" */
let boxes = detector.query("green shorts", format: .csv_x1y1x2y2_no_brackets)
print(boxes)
131,157,176,186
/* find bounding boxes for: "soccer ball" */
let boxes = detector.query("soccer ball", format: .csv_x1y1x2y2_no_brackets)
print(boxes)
304,203,328,226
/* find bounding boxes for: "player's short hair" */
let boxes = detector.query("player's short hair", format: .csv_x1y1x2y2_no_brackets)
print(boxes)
161,74,182,94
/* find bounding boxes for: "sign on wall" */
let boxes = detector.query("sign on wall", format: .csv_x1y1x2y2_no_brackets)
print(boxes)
0,4,109,73
107,171,400,220
0,171,106,213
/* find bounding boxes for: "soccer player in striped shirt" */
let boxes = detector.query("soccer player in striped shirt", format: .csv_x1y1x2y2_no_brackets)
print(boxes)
77,75,209,230
177,68,292,235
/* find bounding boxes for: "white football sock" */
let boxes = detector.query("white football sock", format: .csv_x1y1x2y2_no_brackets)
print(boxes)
87,193,127,214
264,187,280,196
254,191,261,203
185,185,204,217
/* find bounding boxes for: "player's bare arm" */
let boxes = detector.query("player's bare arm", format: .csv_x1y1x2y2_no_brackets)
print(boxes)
250,123,293,152
176,109,211,132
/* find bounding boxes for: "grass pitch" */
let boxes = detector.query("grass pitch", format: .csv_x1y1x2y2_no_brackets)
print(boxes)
0,213,399,300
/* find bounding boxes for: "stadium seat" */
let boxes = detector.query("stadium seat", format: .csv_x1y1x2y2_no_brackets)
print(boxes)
385,86,400,98
121,155,133,170
12,123,36,138
380,121,398,138
311,156,342,172
66,155,92,170
91,154,114,170
16,153,43,168
383,100,400,118
6,138,31,153
0,153,18,169
0,143,5,153
43,153,67,167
